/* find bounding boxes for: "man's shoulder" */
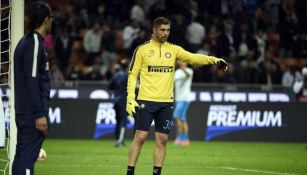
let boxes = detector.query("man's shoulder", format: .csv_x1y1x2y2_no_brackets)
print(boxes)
20,33,33,43
166,42,182,50
16,33,34,50
134,40,151,53
137,40,150,48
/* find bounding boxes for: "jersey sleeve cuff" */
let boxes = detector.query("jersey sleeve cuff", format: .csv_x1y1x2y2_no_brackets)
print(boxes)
35,111,48,119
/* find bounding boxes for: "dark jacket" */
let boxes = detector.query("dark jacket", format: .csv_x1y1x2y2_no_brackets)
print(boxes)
108,70,128,104
14,31,50,118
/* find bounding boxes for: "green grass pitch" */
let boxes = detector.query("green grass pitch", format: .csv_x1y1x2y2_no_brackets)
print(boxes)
1,139,307,175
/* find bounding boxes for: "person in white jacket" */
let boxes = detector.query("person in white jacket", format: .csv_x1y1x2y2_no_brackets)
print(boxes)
173,61,193,146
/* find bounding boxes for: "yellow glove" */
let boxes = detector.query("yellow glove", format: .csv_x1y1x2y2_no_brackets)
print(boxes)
215,58,228,72
126,100,140,117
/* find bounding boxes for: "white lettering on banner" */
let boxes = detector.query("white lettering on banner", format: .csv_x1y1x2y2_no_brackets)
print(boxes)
213,92,223,102
248,93,267,102
269,93,290,102
50,89,56,98
209,105,236,111
207,105,282,127
199,92,211,101
190,92,196,101
90,90,109,99
96,103,116,124
199,92,290,102
58,89,78,99
224,92,246,102
49,107,61,124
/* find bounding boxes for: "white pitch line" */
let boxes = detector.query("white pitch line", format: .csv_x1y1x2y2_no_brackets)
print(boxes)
218,166,300,175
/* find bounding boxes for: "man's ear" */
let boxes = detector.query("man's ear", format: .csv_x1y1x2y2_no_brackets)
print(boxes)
44,17,49,24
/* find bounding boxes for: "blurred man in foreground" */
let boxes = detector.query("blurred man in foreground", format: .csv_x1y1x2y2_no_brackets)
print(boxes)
13,2,52,174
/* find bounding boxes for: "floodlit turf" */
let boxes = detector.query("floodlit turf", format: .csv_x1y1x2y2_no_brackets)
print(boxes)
1,139,307,175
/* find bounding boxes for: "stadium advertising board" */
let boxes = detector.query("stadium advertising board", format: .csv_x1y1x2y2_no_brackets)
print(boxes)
197,103,307,142
47,99,307,142
93,102,134,139
48,100,137,139
205,104,283,141
49,88,294,102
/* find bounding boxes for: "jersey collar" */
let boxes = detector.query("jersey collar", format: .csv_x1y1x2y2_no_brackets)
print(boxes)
150,38,167,46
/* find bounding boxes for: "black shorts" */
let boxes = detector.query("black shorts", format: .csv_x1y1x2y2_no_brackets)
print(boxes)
135,100,174,134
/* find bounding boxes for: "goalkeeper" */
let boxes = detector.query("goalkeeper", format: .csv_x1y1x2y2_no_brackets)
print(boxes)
125,17,228,175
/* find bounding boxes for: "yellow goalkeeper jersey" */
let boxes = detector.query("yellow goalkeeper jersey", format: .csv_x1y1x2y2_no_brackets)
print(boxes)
127,39,221,102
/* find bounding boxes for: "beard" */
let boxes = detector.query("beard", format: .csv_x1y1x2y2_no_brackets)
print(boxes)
158,36,168,43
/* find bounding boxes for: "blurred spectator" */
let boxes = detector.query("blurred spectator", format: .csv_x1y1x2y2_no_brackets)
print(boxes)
54,26,73,72
293,32,307,58
204,24,220,54
258,61,281,85
168,14,186,47
105,61,120,81
94,3,108,25
254,30,266,64
66,47,88,80
44,34,53,51
223,63,237,83
100,46,118,76
131,0,146,23
83,22,103,65
123,20,140,51
101,23,116,52
293,67,307,101
130,30,149,56
240,52,258,83
282,66,302,87
216,20,234,58
197,42,211,56
84,58,104,80
50,64,65,83
148,0,167,21
188,0,199,20
238,33,249,59
113,29,125,52
185,17,205,52
278,0,299,58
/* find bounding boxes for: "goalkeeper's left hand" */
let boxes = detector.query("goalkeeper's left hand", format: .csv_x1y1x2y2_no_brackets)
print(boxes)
216,58,228,72
126,100,140,117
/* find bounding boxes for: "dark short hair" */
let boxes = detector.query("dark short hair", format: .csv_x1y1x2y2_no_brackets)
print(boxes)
153,17,171,28
28,1,52,30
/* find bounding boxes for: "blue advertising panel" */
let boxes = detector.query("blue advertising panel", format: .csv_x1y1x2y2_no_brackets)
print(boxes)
47,99,307,142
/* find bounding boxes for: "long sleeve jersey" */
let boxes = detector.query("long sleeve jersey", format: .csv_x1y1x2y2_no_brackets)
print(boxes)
127,39,221,102
14,31,50,118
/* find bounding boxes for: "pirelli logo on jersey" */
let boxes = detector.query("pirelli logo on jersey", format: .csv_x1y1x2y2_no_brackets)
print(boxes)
148,66,174,72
